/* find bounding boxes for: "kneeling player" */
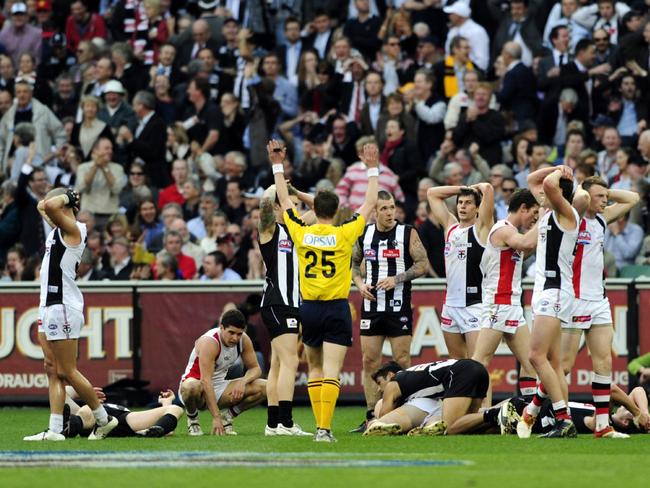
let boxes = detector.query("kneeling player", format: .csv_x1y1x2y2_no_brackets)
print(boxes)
179,309,267,436
364,359,489,436
65,388,184,438
362,362,442,436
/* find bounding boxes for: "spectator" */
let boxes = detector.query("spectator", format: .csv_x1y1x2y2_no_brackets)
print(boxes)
17,53,52,106
343,0,382,61
65,0,107,54
560,129,587,168
611,153,645,192
181,176,202,221
216,231,247,278
0,90,13,117
443,2,490,72
223,178,247,226
104,236,133,280
0,2,42,66
495,41,538,128
51,74,79,121
257,52,298,121
0,55,15,94
112,42,150,104
495,175,518,220
149,43,183,88
359,71,384,136
118,90,169,189
303,10,334,61
573,0,630,45
158,158,188,210
70,95,115,161
276,17,304,85
201,210,228,255
2,244,27,281
200,250,242,281
8,123,43,182
165,125,190,166
330,114,359,166
0,79,66,178
176,19,219,71
133,197,163,252
169,217,204,270
515,142,549,188
609,75,648,146
182,77,221,154
97,80,137,133
433,36,476,102
543,0,590,52
452,82,505,165
75,137,127,230
605,212,644,270
418,201,446,277
411,68,445,163
375,92,417,149
15,166,49,257
154,250,179,280
130,0,169,66
0,179,19,267
83,56,116,99
539,87,580,147
597,127,622,183
490,0,541,68
591,29,619,67
161,229,196,279
187,192,218,241
335,135,404,210
537,25,571,96
119,160,155,220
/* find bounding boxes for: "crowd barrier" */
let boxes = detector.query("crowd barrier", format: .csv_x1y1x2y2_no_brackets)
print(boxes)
1,278,648,403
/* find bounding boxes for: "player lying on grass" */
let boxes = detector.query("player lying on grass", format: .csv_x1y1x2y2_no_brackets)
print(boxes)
63,387,184,438
179,309,266,436
363,359,489,436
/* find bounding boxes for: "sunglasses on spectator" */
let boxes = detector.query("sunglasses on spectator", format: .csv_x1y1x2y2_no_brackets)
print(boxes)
593,37,608,41
502,187,516,193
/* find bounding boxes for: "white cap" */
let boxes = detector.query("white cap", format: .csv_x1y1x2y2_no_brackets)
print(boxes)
104,80,125,94
443,1,471,18
198,0,219,9
11,2,28,14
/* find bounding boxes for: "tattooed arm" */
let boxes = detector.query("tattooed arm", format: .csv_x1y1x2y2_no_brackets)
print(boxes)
376,228,428,291
352,238,375,302
258,188,277,245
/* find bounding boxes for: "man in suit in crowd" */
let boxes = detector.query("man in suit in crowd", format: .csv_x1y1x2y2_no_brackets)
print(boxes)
495,42,538,127
537,24,571,95
176,19,220,71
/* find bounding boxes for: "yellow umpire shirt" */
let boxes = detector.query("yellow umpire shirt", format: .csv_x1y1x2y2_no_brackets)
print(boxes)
283,208,366,301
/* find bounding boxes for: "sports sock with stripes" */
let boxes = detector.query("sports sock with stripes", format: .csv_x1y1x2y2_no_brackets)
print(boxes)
525,383,548,417
186,409,199,421
267,405,279,428
278,400,294,428
518,377,537,401
307,379,323,428
229,406,241,417
592,373,611,432
552,400,571,421
320,378,341,431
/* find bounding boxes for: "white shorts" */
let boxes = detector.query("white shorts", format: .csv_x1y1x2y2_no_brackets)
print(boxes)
531,288,573,324
441,304,483,334
405,397,442,416
178,378,232,408
39,305,84,341
562,297,613,330
481,304,526,334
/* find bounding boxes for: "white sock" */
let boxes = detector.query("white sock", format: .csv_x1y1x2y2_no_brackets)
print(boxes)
92,406,109,426
49,413,63,434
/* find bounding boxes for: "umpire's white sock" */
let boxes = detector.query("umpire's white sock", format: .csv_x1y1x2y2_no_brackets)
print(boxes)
92,406,109,426
49,414,63,434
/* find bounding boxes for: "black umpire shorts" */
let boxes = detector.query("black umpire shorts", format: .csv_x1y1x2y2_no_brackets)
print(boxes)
261,305,300,340
300,299,352,347
444,359,489,399
360,311,413,337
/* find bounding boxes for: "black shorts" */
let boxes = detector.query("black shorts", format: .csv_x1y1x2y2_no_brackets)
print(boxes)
444,359,489,399
360,311,413,337
105,405,136,437
300,299,352,347
261,305,300,340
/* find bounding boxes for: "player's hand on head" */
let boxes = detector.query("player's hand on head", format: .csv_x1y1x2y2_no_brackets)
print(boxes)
64,189,80,211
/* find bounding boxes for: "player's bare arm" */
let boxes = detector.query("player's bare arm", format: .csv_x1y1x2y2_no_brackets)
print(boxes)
42,190,82,245
267,140,295,212
258,187,277,244
527,166,558,205
471,182,495,243
197,337,224,435
603,189,640,224
352,240,375,302
426,186,460,232
377,229,428,291
377,381,402,418
572,186,591,217
542,167,583,230
230,334,262,402
288,182,318,224
497,222,538,254
356,144,380,221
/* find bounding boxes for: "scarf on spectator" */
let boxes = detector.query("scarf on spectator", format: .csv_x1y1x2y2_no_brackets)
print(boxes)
444,56,474,99
380,138,402,166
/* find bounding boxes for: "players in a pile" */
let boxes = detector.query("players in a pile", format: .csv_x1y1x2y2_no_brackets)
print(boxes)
350,190,429,432
560,177,639,439
25,187,118,441
269,138,378,442
178,309,266,436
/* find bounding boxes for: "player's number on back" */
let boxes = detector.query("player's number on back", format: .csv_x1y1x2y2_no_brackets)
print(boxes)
304,250,336,278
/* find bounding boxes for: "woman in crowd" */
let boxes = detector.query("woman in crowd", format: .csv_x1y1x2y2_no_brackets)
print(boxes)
70,95,115,161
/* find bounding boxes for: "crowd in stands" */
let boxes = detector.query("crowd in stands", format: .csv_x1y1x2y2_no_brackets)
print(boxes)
1,0,650,282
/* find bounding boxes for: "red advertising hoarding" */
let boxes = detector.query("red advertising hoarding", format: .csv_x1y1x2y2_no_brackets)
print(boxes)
0,284,133,400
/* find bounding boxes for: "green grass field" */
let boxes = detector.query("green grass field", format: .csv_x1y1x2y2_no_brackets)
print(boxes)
0,406,645,487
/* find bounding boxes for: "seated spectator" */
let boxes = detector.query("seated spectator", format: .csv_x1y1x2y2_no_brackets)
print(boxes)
77,247,106,281
98,80,137,134
605,212,644,271
51,74,80,121
0,3,42,66
119,160,155,222
597,127,623,183
154,250,179,280
636,235,650,266
104,213,129,242
181,176,202,221
104,236,133,280
0,55,16,94
168,217,204,270
70,95,116,161
376,92,417,149
161,229,196,280
158,159,188,210
187,192,218,241
75,137,127,230
166,125,191,166
132,198,163,252
8,123,43,181
200,250,242,281
217,231,247,279
200,210,228,255
223,178,247,226
2,244,26,281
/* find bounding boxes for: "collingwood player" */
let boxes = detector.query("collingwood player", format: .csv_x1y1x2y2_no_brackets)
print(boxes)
517,166,589,439
259,180,314,437
270,139,378,442
25,188,118,441
365,359,489,436
560,176,639,438
350,190,429,432
472,189,540,405
426,183,494,359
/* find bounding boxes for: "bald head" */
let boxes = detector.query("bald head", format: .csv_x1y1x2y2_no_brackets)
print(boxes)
192,19,210,43
502,41,522,61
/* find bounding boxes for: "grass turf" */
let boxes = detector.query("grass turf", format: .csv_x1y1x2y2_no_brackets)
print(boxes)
0,406,645,487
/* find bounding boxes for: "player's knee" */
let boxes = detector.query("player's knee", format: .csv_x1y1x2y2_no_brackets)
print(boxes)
362,353,381,372
393,352,410,369
182,381,202,399
528,351,544,369
168,405,184,418
281,353,299,371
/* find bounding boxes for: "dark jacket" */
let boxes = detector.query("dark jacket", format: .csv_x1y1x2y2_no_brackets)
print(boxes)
127,113,170,189
98,102,138,132
0,200,20,266
452,109,506,166
496,62,538,125
15,171,46,257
